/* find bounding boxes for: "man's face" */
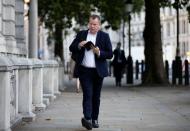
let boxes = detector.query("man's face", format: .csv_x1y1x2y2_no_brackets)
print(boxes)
117,43,121,49
88,17,100,34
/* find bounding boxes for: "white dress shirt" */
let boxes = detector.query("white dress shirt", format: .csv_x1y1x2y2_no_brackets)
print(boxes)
82,31,97,68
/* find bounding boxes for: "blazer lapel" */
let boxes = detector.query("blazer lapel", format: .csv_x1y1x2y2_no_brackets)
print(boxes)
95,31,100,46
82,30,88,41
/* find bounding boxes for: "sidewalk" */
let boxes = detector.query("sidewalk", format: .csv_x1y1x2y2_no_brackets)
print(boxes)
13,76,190,131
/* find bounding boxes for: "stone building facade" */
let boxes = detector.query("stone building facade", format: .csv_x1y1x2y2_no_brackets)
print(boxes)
125,7,190,64
0,1,64,130
0,0,26,56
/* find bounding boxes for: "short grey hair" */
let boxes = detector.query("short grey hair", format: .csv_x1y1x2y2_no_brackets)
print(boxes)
90,14,101,22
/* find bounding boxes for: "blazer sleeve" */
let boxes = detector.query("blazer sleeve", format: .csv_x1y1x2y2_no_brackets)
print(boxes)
69,32,82,54
99,33,113,59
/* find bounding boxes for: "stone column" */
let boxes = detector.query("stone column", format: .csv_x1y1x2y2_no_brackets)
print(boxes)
53,60,61,95
58,62,66,92
43,60,56,102
9,57,22,126
58,62,66,91
8,57,22,126
2,0,17,54
17,58,36,122
15,0,27,56
28,0,38,58
32,59,46,111
0,56,12,131
0,0,6,52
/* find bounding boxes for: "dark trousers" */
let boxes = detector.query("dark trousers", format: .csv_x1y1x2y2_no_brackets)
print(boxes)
113,63,123,86
79,66,103,120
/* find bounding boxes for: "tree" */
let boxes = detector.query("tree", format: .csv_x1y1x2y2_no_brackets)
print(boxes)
38,0,93,61
38,0,144,61
38,0,66,61
94,0,168,85
94,0,143,30
143,0,168,85
142,0,190,85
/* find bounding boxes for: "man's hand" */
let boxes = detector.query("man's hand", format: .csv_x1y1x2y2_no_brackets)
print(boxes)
79,41,87,48
91,45,100,56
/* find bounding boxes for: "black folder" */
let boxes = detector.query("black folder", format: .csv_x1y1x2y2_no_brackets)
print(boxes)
84,41,95,50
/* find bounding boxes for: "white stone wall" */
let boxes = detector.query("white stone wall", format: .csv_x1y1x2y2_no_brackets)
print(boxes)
0,0,6,52
0,72,11,131
2,0,17,54
0,0,63,130
0,0,26,56
0,56,12,131
15,0,27,56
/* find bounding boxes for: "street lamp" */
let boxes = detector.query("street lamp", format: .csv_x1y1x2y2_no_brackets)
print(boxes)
172,0,188,84
125,0,133,84
174,0,180,59
173,0,188,58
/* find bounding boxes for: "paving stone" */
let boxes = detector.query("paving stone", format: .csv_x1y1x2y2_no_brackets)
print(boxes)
13,76,190,131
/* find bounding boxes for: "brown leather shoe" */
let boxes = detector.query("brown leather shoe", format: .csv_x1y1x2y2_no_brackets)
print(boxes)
81,118,92,130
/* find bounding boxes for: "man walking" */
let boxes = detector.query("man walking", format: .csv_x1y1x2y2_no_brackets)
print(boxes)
112,42,127,87
69,14,113,130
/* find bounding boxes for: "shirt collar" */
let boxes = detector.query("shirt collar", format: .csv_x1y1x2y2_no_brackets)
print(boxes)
88,30,98,36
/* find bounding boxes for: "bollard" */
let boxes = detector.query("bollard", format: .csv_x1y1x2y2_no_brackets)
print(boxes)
172,60,176,85
135,60,139,79
126,55,133,84
184,60,189,85
141,60,145,81
179,59,182,85
165,60,169,79
176,57,182,85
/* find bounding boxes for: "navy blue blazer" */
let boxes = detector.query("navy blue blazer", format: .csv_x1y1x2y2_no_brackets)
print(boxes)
112,49,127,66
69,30,113,78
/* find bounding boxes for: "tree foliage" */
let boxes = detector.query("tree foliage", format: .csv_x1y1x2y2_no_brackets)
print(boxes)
38,0,94,60
94,0,144,30
38,0,144,60
38,0,144,31
38,0,190,85
38,0,93,30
